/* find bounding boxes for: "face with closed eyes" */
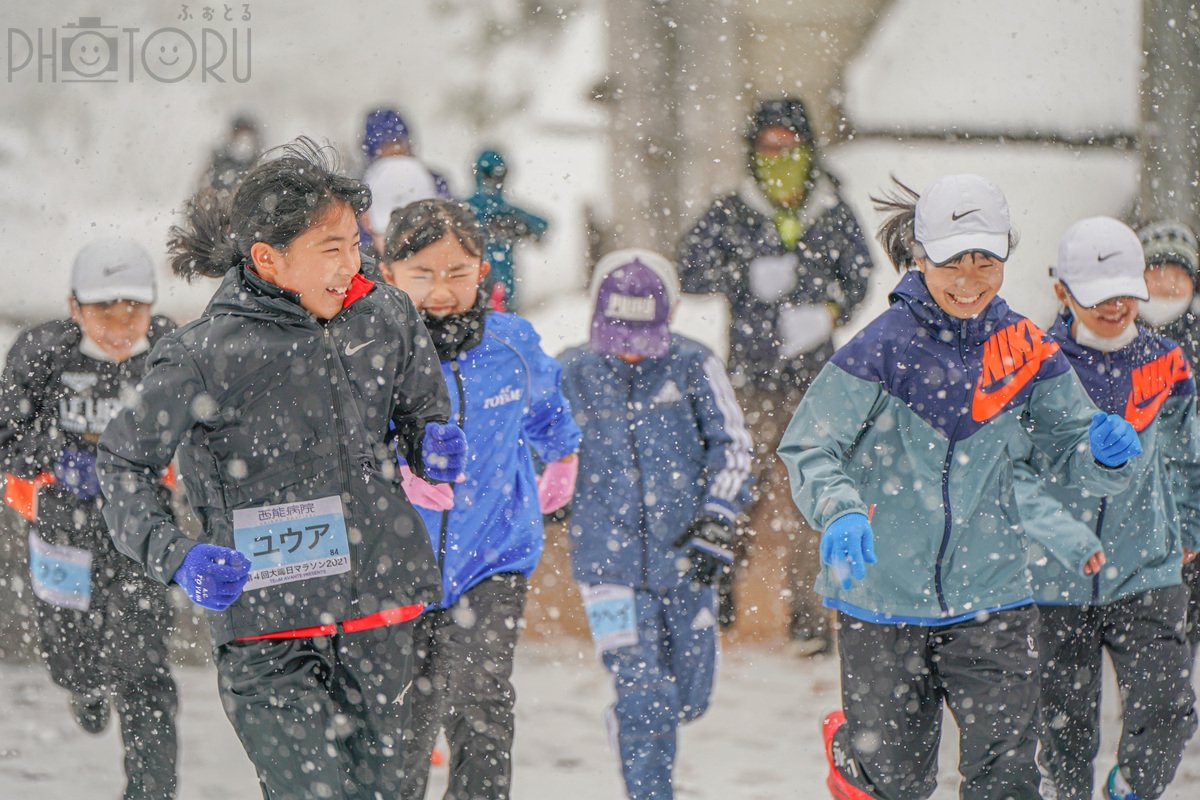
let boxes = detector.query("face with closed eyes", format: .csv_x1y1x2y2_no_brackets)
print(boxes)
383,234,489,316
915,251,1005,319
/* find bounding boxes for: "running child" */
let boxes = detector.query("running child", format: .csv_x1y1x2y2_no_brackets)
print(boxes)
0,238,179,799
96,139,466,800
559,248,753,800
1015,216,1199,800
778,174,1143,800
379,198,581,800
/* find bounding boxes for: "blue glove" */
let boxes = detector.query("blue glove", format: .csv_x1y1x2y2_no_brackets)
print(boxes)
1088,412,1142,468
422,422,467,483
172,544,252,611
53,447,101,501
672,516,737,584
821,512,877,590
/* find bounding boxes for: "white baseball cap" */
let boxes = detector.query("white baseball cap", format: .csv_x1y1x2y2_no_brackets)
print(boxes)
71,238,157,305
914,174,1011,264
1053,217,1149,307
363,155,439,234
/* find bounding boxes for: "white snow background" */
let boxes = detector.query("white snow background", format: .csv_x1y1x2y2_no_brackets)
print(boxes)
0,0,1197,797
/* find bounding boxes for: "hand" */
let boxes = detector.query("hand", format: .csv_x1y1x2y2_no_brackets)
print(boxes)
821,512,877,590
1088,412,1142,467
422,422,467,483
777,303,835,358
537,455,578,514
1185,548,1197,565
52,447,101,501
672,516,736,585
1082,548,1107,576
172,543,251,611
400,464,455,511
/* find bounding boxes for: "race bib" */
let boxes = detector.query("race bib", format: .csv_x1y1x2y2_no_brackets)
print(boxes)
233,495,351,591
579,583,638,654
28,532,92,611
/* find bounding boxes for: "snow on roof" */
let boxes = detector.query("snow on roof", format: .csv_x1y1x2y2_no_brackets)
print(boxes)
844,0,1142,138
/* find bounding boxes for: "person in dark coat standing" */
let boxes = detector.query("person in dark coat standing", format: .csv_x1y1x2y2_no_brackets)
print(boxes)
676,97,873,652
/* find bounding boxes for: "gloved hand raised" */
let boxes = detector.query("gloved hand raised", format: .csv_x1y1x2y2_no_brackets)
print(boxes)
422,422,467,483
53,447,101,501
821,512,876,590
1088,412,1142,468
537,455,579,514
672,516,737,585
400,464,455,511
172,543,251,611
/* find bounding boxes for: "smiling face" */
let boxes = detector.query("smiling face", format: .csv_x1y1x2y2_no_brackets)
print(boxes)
383,234,488,317
1055,282,1139,338
915,251,1005,319
70,299,152,362
1145,261,1193,301
66,31,113,77
250,202,362,320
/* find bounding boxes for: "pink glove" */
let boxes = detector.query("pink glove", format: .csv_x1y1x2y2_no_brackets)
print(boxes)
400,464,455,511
537,456,579,514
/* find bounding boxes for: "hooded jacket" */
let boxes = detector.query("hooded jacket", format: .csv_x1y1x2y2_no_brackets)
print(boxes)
465,151,548,302
97,266,450,646
1015,315,1200,605
559,334,753,591
778,271,1133,624
416,311,580,608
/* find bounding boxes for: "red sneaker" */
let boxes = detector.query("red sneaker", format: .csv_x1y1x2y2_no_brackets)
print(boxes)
822,710,873,800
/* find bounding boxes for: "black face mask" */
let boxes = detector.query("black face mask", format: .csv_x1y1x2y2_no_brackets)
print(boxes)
422,292,488,361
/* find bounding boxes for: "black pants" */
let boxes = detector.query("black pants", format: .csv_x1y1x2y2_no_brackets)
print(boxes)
215,622,415,800
401,573,527,800
34,556,178,800
1037,586,1197,800
1184,558,1200,658
832,607,1041,800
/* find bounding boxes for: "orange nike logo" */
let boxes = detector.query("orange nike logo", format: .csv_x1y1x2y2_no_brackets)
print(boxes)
971,320,1060,422
1124,347,1191,431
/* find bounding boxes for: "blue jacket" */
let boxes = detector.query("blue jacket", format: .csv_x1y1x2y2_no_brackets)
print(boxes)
778,272,1133,625
559,335,753,591
418,312,580,608
466,175,548,303
1016,316,1200,606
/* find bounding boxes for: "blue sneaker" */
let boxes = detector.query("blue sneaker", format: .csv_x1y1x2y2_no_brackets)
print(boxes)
1105,766,1142,800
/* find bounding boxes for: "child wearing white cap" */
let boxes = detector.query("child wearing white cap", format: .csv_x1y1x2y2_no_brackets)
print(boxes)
778,176,1143,800
0,238,180,799
1014,217,1199,800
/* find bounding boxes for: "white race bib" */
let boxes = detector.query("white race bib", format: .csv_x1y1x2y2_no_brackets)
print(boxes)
28,532,92,611
579,583,638,654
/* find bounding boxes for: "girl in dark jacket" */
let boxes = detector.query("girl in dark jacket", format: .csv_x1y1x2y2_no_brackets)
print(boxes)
97,139,466,800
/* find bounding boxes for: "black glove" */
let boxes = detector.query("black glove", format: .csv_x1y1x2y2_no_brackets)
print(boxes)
672,516,736,585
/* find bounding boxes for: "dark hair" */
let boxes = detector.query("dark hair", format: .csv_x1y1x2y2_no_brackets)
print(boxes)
168,137,370,280
383,199,484,263
870,176,1019,272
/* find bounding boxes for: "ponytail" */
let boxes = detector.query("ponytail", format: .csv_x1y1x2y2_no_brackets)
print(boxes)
168,189,240,280
870,177,921,273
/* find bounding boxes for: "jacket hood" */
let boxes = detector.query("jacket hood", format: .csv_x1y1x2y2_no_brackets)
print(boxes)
888,269,1008,345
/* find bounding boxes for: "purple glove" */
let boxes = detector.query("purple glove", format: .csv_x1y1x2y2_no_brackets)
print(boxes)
400,464,455,511
53,447,101,501
172,543,251,611
422,422,467,483
821,512,877,590
537,456,578,514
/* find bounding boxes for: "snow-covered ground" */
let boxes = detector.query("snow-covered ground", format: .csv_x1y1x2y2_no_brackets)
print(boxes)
1,639,1197,798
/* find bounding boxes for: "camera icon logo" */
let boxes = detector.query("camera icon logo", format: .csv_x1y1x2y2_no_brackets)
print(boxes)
61,17,119,81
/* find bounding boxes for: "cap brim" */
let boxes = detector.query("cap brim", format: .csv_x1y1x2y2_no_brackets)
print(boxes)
921,231,1010,265
590,318,670,358
1063,275,1150,307
74,286,156,305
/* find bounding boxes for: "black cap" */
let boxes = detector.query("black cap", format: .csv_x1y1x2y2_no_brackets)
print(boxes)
746,97,814,149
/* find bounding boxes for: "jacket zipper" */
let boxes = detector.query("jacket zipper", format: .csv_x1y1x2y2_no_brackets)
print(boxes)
323,326,359,602
438,359,467,580
934,320,971,615
624,371,649,587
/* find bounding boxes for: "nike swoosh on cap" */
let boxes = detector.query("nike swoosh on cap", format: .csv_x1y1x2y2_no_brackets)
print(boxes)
1097,251,1121,262
102,266,126,276
951,209,980,221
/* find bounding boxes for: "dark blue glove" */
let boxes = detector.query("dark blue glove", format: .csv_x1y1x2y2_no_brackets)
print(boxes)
821,512,877,590
172,544,252,611
52,447,101,501
672,516,736,584
1088,412,1142,468
422,422,467,483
